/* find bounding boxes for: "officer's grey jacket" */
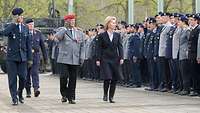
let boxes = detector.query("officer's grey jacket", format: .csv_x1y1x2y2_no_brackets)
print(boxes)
179,27,190,60
172,27,182,59
122,33,131,59
85,36,94,59
159,22,173,57
54,27,85,65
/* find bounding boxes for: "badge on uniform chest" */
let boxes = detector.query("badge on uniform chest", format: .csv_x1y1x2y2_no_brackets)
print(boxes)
13,34,16,39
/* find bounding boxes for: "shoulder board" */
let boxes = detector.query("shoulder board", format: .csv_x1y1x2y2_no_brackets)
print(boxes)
34,28,41,32
197,25,200,30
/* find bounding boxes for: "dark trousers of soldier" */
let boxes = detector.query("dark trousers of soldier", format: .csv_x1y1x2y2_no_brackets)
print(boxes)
80,60,88,78
60,64,78,101
154,58,162,89
130,60,141,86
179,59,190,91
26,53,40,91
168,59,179,91
103,80,117,100
158,57,171,90
81,59,94,79
7,61,27,101
51,58,56,74
122,59,131,84
147,59,159,89
188,60,200,93
51,58,61,75
173,59,183,91
87,59,95,79
140,58,149,85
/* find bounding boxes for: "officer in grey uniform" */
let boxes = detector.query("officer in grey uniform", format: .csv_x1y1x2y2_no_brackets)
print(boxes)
54,14,85,104
158,12,173,92
0,8,32,105
177,15,191,96
171,13,183,93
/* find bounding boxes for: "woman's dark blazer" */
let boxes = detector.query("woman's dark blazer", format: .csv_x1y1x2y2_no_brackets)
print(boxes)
96,31,123,80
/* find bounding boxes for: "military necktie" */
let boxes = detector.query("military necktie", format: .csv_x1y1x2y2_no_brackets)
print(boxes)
70,29,73,38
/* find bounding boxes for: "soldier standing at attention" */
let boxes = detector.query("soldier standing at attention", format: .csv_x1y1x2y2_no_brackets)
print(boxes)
187,14,200,96
54,14,85,104
0,8,33,105
25,19,48,98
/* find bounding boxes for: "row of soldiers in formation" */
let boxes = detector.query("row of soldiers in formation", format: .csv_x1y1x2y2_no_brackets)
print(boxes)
49,12,200,97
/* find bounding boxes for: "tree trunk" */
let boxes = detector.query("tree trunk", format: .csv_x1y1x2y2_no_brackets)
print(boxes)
192,0,195,13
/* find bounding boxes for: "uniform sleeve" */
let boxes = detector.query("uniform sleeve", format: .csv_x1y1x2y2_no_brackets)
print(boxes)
0,24,14,37
27,29,33,61
96,34,102,61
197,33,200,59
79,32,86,63
117,33,124,59
54,28,66,40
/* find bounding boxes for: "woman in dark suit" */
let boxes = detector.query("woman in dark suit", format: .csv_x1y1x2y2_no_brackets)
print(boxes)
96,16,124,103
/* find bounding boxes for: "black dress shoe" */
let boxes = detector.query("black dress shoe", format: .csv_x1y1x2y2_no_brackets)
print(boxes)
26,93,31,98
129,85,141,88
160,88,169,92
178,90,189,96
103,95,108,101
34,90,40,97
189,91,198,96
173,89,181,94
61,97,67,103
68,100,76,104
12,99,18,106
145,88,154,91
19,97,24,104
109,98,115,103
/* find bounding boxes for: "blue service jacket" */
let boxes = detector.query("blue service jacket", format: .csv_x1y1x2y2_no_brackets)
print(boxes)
0,23,32,62
128,33,142,59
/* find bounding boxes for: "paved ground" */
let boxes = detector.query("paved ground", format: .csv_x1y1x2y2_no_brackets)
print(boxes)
0,72,200,113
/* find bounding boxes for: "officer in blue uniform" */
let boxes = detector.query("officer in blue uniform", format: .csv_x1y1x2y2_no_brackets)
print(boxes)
25,19,48,98
128,24,142,87
145,17,158,91
0,8,32,105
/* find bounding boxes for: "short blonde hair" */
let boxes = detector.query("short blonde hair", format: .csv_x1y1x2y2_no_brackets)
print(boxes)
104,16,117,30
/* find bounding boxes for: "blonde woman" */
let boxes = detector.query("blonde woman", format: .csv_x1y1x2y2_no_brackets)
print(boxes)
96,16,124,103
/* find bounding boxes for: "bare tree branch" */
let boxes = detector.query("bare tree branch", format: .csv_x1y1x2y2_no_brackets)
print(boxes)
151,0,157,5
164,0,173,12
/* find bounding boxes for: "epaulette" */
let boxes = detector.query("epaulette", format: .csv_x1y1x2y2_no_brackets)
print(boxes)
34,28,41,32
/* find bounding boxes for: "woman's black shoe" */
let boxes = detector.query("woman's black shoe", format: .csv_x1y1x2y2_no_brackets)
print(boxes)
109,98,115,103
61,97,67,103
103,95,108,101
68,100,76,104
